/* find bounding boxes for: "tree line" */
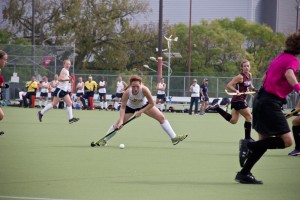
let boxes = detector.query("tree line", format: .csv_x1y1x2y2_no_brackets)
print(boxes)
1,0,286,78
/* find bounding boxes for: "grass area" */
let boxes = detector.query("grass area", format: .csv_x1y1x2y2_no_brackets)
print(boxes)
0,107,299,200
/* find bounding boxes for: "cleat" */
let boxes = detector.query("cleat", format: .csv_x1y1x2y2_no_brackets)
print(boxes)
235,172,263,184
288,149,300,156
171,134,188,145
239,139,251,167
96,139,107,147
0,131,4,136
246,137,255,142
37,111,43,122
206,104,219,112
69,117,80,124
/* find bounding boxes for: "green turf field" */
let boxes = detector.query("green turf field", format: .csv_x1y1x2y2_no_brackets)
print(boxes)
0,107,299,200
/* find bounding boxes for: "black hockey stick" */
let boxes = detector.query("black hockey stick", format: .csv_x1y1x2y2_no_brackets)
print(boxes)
90,116,136,147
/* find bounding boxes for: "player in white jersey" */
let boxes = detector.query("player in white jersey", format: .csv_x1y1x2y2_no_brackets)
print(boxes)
114,75,127,110
76,77,87,109
38,76,50,108
98,75,107,110
50,74,59,102
37,60,79,124
96,75,188,146
156,78,166,111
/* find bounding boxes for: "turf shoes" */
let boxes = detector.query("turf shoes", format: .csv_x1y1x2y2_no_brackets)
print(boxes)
288,149,300,156
0,131,4,136
37,111,43,122
239,139,252,167
206,104,219,112
171,134,188,145
235,172,263,184
69,117,80,124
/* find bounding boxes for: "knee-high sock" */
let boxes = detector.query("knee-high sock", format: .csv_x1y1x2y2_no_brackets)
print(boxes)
292,126,300,150
100,102,103,109
160,103,164,111
89,97,94,109
80,97,86,108
41,103,53,114
161,120,176,139
244,121,252,139
104,102,108,109
104,125,117,141
241,137,285,175
216,107,232,121
66,106,73,119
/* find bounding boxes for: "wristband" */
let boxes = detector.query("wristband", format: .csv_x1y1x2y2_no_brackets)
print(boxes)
293,83,300,92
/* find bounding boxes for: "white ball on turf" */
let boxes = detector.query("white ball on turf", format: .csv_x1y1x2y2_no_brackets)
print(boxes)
119,144,125,149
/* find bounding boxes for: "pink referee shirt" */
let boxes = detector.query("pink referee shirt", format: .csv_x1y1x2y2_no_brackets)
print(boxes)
264,52,300,98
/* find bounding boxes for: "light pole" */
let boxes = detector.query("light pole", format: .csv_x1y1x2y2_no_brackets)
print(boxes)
142,65,157,72
164,35,178,98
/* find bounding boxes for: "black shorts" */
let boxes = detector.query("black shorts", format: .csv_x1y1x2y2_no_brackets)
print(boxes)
231,101,248,110
40,92,48,97
252,88,290,136
99,93,106,97
76,92,84,97
116,93,123,98
52,88,68,98
157,94,166,100
125,103,149,114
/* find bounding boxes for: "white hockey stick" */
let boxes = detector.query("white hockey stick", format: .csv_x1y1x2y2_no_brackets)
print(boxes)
225,89,256,96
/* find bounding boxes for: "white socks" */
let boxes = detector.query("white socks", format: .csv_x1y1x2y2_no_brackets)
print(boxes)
41,104,53,114
66,106,73,119
161,120,176,139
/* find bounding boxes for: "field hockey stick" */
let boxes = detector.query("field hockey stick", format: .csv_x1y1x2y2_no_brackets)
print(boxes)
90,116,136,147
225,89,256,96
285,108,300,119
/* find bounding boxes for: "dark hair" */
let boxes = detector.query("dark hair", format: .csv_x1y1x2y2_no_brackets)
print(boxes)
130,75,142,84
0,50,7,59
285,30,300,55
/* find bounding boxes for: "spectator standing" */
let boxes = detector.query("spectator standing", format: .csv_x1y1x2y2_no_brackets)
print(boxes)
200,78,209,115
84,75,98,110
22,76,39,108
189,79,200,115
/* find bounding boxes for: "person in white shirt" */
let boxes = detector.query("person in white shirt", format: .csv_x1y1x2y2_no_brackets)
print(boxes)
38,76,50,108
38,60,79,124
76,77,87,109
98,75,108,110
156,78,166,111
189,79,200,115
114,75,127,110
96,75,188,146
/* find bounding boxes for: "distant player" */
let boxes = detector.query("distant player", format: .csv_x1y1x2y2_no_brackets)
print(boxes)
199,78,209,115
96,75,188,146
38,60,79,124
156,78,166,111
207,59,256,141
98,75,108,110
38,76,50,108
84,75,98,110
114,75,127,110
76,77,87,109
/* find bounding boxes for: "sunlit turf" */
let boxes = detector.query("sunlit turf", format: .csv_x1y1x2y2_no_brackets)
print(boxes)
0,107,299,200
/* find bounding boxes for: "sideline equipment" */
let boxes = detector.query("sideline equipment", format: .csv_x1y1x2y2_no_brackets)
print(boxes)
285,108,300,119
225,89,256,96
90,116,136,147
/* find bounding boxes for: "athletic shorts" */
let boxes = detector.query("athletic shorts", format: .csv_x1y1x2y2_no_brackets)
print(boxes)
85,91,94,98
52,88,68,98
200,96,209,102
99,93,106,97
40,92,48,97
125,103,149,114
252,88,290,136
116,93,123,98
231,101,248,110
156,94,165,100
76,92,84,97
